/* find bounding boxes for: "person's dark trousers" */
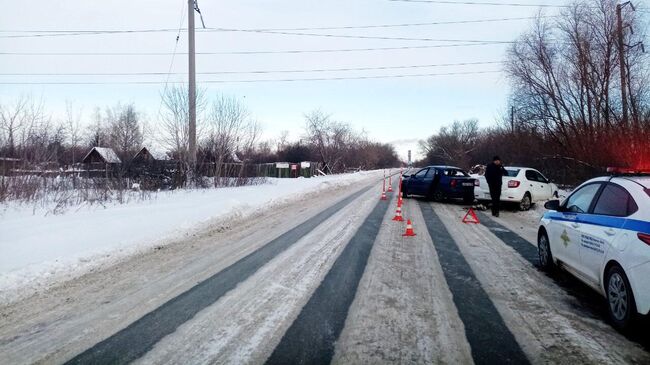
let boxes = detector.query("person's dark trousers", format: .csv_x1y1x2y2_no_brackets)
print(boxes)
489,185,501,216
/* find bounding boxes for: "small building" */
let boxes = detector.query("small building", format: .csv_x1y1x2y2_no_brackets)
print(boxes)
0,157,21,176
82,147,121,165
82,147,121,177
132,147,171,163
131,147,178,189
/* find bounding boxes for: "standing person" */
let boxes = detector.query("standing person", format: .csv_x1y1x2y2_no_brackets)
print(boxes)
485,155,507,217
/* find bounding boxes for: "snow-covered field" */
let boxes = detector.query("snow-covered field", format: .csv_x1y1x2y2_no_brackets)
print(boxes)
0,171,379,304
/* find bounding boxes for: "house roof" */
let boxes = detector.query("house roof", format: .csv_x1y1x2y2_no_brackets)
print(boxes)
135,147,171,161
83,147,121,164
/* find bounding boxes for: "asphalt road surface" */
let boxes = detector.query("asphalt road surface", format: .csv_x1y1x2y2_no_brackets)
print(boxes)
1,174,649,364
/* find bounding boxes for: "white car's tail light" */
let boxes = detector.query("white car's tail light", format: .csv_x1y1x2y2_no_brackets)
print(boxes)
508,180,521,188
638,233,650,246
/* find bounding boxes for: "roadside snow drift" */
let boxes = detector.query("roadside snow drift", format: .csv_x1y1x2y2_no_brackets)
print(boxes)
0,172,378,302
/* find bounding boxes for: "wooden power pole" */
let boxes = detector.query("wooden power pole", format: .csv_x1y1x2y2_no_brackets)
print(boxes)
188,0,197,168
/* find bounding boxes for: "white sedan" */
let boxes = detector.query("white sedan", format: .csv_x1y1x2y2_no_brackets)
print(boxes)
538,170,650,330
474,167,559,210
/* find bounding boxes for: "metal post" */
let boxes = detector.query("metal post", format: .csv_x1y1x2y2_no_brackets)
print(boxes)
188,0,197,168
617,3,629,126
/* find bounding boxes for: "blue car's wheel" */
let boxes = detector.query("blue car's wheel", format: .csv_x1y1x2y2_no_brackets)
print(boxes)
431,189,444,202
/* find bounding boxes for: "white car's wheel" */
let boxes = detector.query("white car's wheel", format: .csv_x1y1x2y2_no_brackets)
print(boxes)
519,193,532,211
605,265,637,331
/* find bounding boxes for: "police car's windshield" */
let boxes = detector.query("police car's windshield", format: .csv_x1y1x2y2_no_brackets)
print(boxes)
505,168,520,177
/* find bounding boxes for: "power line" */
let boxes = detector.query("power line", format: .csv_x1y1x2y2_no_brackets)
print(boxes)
215,28,514,43
0,70,501,85
0,42,509,56
0,27,514,43
0,16,542,38
388,0,571,7
156,0,187,121
0,61,501,76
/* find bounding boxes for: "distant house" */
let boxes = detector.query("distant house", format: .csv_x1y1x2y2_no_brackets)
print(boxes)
82,147,121,165
0,157,21,176
132,147,171,163
131,147,178,189
82,147,121,177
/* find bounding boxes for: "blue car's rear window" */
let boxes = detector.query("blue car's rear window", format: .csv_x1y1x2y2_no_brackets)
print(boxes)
444,169,469,177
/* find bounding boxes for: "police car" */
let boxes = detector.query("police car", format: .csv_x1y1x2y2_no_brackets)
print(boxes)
537,168,650,330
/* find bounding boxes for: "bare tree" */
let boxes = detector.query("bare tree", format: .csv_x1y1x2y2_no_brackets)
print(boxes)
65,100,83,164
419,119,480,168
86,106,108,147
505,0,648,167
106,103,143,161
203,94,259,179
0,95,32,157
159,85,207,163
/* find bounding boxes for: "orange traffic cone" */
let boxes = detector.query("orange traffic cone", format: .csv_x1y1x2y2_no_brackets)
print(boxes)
402,219,416,236
392,205,404,221
380,190,387,200
387,173,393,192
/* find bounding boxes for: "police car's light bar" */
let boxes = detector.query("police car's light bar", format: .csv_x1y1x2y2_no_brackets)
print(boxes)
607,167,650,175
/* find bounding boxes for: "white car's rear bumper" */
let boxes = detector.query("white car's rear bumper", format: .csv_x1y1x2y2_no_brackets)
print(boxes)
475,188,524,202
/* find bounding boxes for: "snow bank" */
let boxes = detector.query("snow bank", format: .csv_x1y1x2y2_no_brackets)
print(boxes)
0,171,378,303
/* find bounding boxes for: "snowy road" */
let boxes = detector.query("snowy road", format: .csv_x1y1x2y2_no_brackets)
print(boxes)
1,176,649,364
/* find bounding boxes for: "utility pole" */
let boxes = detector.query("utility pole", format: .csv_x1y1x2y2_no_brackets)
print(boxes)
616,3,629,127
510,105,515,133
188,0,197,168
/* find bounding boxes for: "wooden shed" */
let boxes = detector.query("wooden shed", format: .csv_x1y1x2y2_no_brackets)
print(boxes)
82,147,121,177
82,147,121,165
132,147,171,164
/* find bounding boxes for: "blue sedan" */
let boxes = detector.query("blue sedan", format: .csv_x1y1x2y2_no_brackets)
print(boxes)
402,165,477,203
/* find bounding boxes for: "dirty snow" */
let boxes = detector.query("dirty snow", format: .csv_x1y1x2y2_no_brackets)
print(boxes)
432,203,650,364
134,183,380,365
0,179,380,364
333,195,473,364
0,171,379,303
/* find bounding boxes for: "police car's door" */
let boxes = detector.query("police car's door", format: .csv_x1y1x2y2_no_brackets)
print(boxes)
556,183,603,275
579,183,637,284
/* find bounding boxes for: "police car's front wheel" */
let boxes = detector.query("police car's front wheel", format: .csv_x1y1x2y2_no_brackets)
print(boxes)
537,231,554,271
605,265,637,331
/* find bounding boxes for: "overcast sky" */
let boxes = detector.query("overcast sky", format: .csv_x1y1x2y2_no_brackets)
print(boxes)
0,0,575,159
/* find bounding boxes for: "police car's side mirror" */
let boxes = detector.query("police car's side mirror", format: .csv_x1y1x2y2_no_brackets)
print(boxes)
544,200,561,211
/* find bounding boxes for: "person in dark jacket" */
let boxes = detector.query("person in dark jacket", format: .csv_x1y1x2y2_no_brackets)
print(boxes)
485,155,507,217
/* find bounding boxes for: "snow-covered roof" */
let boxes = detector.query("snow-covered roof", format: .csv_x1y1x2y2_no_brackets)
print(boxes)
135,147,171,161
83,147,121,164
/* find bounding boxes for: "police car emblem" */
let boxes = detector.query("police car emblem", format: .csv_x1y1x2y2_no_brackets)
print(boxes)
561,229,570,247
